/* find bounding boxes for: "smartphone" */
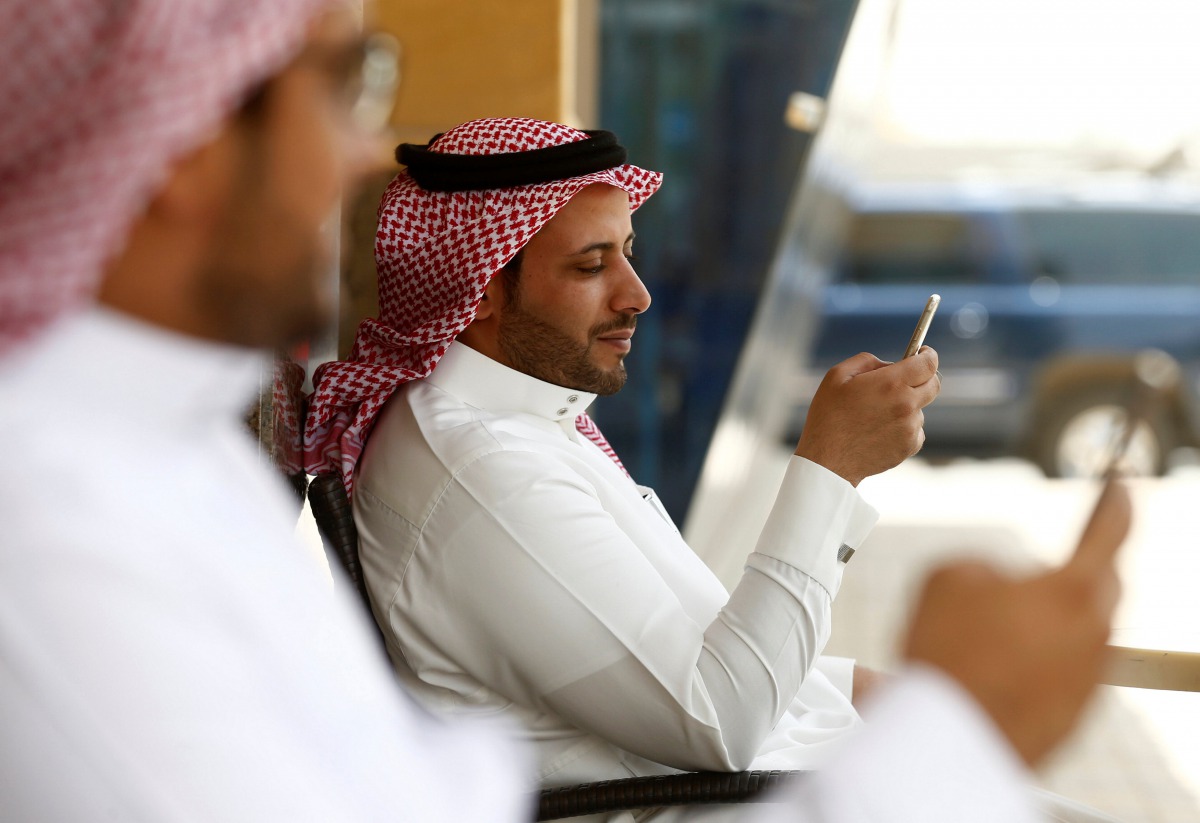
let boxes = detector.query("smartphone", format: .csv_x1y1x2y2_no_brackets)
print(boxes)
903,294,941,359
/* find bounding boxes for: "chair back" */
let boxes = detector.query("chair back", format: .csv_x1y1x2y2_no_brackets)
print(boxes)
308,473,373,616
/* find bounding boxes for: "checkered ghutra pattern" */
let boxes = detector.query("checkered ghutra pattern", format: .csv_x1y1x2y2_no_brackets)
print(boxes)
304,118,662,495
574,412,629,477
0,0,329,357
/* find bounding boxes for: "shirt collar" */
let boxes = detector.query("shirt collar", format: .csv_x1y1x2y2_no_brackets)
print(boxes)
425,341,597,423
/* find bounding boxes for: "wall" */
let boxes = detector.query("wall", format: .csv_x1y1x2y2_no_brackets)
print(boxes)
336,0,600,356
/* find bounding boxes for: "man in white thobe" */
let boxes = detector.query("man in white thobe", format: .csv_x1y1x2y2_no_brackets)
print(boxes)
304,119,939,800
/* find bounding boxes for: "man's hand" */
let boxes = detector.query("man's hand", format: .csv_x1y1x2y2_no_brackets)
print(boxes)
902,480,1132,767
795,348,940,486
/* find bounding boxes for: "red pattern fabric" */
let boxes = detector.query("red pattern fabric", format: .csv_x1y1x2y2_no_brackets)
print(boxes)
271,355,308,476
0,0,331,356
575,412,630,478
304,118,662,494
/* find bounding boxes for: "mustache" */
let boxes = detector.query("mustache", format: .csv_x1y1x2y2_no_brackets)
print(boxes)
590,315,638,337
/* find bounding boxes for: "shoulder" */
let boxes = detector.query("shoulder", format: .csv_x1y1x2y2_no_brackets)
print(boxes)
358,384,598,529
365,380,586,485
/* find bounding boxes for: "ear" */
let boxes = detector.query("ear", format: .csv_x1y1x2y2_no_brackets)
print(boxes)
456,273,506,359
471,272,506,322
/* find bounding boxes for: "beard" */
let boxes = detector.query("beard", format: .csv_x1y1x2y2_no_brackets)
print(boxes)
195,248,331,350
193,238,333,355
192,119,336,350
195,171,334,350
497,299,634,396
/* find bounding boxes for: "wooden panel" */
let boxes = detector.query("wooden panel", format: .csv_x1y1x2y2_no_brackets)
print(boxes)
337,0,600,357
374,0,597,144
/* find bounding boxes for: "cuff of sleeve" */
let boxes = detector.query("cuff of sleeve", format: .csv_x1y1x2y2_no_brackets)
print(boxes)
813,655,856,701
752,456,879,595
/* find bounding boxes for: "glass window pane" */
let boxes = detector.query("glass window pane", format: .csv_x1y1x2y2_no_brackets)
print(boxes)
842,213,979,284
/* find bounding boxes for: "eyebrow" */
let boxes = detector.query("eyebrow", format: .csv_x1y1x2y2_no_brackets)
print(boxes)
569,231,637,257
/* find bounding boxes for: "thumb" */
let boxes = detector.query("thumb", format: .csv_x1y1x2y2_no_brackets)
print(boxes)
831,351,890,382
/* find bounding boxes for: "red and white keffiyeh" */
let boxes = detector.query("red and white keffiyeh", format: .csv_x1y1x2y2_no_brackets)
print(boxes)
304,117,662,494
0,0,333,356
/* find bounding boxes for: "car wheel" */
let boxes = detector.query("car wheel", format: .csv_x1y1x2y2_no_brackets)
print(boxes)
1033,388,1172,478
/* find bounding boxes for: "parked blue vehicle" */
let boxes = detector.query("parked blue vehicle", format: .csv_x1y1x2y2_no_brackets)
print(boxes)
787,180,1200,476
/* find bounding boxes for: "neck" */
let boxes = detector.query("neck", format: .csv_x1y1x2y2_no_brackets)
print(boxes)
455,324,507,367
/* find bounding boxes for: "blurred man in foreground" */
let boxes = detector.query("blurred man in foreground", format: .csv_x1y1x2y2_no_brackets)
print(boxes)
0,2,527,819
0,1,1130,820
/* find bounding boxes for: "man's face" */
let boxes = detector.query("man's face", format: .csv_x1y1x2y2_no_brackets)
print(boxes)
495,184,650,395
195,8,378,349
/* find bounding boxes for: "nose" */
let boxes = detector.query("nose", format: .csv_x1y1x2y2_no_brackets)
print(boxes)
612,257,652,315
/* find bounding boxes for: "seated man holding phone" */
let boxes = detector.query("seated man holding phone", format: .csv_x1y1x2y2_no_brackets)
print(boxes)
303,118,1113,821
304,115,934,776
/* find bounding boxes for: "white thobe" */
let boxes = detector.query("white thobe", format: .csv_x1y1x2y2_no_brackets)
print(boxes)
0,309,529,822
354,342,880,806
752,665,1039,823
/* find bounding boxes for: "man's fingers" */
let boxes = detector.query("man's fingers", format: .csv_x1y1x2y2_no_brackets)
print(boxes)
912,369,941,409
913,424,926,455
1068,480,1132,576
828,348,937,388
828,351,890,382
894,346,939,388
913,560,1006,610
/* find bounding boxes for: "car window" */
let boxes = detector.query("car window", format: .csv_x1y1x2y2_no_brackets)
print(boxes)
838,212,984,284
1017,209,1200,284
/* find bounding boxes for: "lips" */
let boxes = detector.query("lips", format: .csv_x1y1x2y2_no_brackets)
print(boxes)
596,328,634,352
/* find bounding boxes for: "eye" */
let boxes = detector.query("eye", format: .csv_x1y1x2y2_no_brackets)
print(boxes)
577,260,605,275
